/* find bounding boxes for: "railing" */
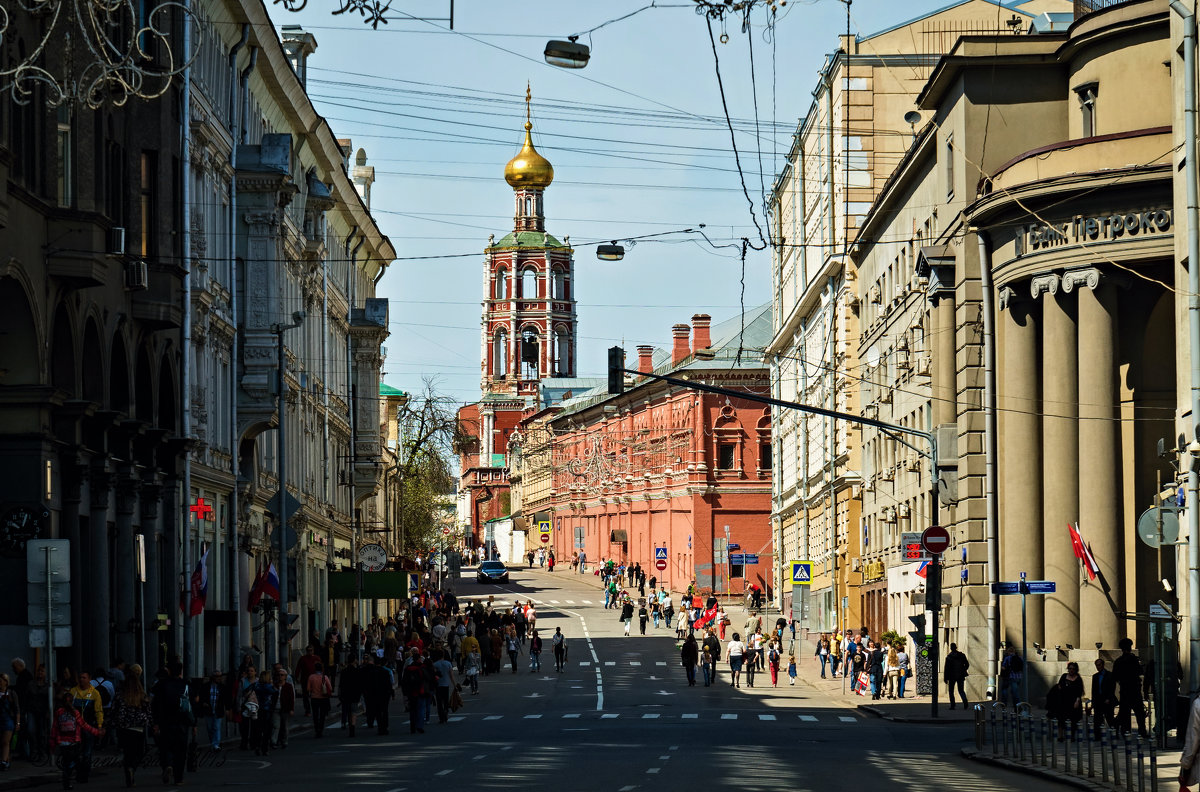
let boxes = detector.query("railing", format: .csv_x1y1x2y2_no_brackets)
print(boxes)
974,702,1158,790
1075,0,1140,18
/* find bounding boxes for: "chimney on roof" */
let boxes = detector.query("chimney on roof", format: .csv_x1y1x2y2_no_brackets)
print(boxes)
692,313,712,352
636,345,655,375
352,147,375,210
280,26,318,90
671,324,691,365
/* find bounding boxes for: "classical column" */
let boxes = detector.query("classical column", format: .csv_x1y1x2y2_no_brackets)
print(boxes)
1064,268,1123,648
931,292,957,427
62,454,89,674
998,285,1044,646
114,471,140,663
88,466,113,665
1034,274,1080,648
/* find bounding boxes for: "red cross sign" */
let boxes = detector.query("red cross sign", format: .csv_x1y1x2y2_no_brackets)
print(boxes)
190,497,214,521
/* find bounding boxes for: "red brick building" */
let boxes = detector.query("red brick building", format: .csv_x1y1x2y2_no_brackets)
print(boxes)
548,308,774,596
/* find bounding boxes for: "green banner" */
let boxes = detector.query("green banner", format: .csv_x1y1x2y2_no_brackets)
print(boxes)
327,571,409,600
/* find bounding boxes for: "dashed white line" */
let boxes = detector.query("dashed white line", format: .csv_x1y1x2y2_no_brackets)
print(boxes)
483,715,503,721
471,755,485,761
682,714,698,719
448,716,465,722
524,714,543,719
601,713,619,719
720,714,737,720
562,713,581,719
605,661,616,666
669,745,678,750
658,755,670,760
583,600,593,604
619,786,636,791
641,713,660,719
630,661,641,666
655,661,667,666
838,716,857,722
758,714,776,721
436,770,452,777
798,715,818,722
566,600,576,604
580,661,592,667
646,768,661,775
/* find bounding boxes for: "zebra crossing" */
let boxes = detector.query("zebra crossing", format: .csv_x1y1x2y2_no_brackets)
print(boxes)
443,711,860,724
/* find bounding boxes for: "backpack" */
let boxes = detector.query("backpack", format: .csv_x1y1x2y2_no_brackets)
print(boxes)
95,681,113,709
240,688,259,721
56,709,79,743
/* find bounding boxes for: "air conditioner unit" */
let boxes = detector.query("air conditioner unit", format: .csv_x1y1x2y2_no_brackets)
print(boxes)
896,349,911,370
916,355,931,376
108,226,126,257
905,457,921,471
124,259,148,290
877,467,893,482
879,388,893,404
869,285,882,304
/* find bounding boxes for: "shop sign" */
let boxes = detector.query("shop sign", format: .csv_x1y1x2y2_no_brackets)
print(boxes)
1015,208,1172,256
863,560,886,582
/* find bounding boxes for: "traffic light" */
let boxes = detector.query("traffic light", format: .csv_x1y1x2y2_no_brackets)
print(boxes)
287,557,298,602
908,613,927,647
607,346,625,395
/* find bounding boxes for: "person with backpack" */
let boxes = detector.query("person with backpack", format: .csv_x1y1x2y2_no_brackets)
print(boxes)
247,669,277,756
90,668,115,747
306,662,333,738
767,640,782,687
551,627,566,673
67,671,102,783
150,661,191,786
51,691,103,790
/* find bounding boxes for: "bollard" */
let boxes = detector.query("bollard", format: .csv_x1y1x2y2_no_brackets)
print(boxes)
1064,724,1072,775
1125,732,1134,792
1111,728,1122,788
990,704,999,755
1076,726,1083,777
974,705,983,751
1017,712,1026,763
1050,720,1059,769
1087,722,1095,779
1101,727,1111,784
1149,734,1158,791
1002,709,1010,757
1136,737,1145,792
1041,717,1049,767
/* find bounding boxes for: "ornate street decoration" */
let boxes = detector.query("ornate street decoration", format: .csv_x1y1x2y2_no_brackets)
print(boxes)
0,504,49,556
566,436,630,494
0,0,198,108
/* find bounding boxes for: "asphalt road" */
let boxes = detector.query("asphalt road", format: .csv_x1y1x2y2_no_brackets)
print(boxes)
34,566,1070,791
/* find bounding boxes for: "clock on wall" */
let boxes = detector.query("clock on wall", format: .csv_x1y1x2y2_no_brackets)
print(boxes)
1,504,49,556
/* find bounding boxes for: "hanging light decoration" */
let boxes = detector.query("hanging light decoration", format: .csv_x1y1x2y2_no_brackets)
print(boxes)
0,0,198,108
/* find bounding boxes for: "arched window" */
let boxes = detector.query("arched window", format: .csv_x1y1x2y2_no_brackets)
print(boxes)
554,327,569,376
525,196,533,216
552,268,568,300
521,267,537,298
495,267,508,299
493,329,508,377
520,327,539,380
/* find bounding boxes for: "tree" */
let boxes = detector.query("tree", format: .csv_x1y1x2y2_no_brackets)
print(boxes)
385,378,457,556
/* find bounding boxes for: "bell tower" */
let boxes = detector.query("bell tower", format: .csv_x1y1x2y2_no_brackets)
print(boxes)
480,85,576,402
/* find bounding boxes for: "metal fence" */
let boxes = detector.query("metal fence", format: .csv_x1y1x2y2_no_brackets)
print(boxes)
974,703,1159,791
1075,0,1141,18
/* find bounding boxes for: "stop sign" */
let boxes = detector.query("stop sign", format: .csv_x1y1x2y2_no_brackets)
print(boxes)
540,533,550,543
655,558,667,571
921,525,951,555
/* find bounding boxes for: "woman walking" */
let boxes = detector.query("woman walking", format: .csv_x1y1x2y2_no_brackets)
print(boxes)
0,673,17,771
306,662,333,737
767,640,781,687
1048,662,1085,740
529,630,543,672
700,647,713,687
680,634,699,687
621,600,634,637
52,692,103,790
897,645,910,699
726,633,746,689
885,645,901,699
110,665,151,787
815,634,830,679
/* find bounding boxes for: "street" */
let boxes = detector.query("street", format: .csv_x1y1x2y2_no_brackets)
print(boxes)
7,566,1069,791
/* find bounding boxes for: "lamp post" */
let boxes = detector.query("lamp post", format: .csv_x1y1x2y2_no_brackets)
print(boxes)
271,311,304,668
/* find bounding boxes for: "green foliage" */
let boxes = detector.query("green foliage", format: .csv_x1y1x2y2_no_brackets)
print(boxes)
879,629,903,648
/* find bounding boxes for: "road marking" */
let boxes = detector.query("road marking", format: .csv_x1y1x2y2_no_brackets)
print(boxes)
583,600,593,604
562,713,581,719
500,746,513,751
682,714,698,719
619,787,636,791
601,713,619,719
471,755,485,761
436,770,452,777
656,661,667,666
580,661,591,667
449,716,465,722
669,745,678,750
630,661,641,666
838,716,857,722
646,768,660,775
483,715,503,721
566,600,576,604
721,714,737,720
758,714,776,721
605,661,616,666
658,755,670,760
798,715,818,722
550,600,560,604
524,714,543,719
641,713,660,719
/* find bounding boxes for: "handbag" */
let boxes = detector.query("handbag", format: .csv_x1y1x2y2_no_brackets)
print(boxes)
905,668,913,679
449,689,464,712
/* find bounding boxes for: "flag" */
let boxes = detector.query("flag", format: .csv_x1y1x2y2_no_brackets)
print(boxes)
247,565,266,612
915,560,929,579
185,545,208,617
693,605,719,630
1070,522,1100,581
261,563,281,602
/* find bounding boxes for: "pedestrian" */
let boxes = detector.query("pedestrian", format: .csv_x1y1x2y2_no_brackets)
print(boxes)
236,666,258,750
431,650,456,724
506,629,521,673
337,656,360,737
787,655,798,686
943,642,970,710
552,627,567,673
700,646,713,687
621,600,634,637
248,667,276,756
361,654,393,736
681,633,699,687
294,646,319,717
638,602,649,635
67,670,102,783
9,658,32,762
718,607,728,641
529,630,543,672
400,650,427,735
897,645,911,699
1000,646,1023,707
1047,661,1085,740
651,598,661,630
726,633,745,689
1179,693,1200,789
703,629,722,686
816,633,830,679
767,640,781,687
199,670,228,751
1091,658,1116,738
273,667,295,748
744,637,757,688
110,664,151,788
52,691,103,790
150,660,190,785
1113,637,1148,736
884,645,901,699
306,662,333,737
675,608,689,640
0,673,17,771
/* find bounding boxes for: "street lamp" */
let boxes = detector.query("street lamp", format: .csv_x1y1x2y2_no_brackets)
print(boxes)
544,36,590,68
596,242,625,261
271,310,305,667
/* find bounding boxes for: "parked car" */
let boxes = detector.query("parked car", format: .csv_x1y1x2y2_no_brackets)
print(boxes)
477,560,510,584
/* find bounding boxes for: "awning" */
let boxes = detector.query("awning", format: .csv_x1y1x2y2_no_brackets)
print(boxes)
610,529,628,543
327,571,409,600
513,516,529,532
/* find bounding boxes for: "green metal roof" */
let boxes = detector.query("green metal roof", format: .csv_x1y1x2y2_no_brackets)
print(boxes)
489,231,568,250
379,384,408,396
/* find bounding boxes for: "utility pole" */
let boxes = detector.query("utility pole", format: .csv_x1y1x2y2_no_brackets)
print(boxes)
272,311,304,668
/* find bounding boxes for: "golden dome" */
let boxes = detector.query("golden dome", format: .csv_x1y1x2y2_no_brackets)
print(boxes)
504,87,554,189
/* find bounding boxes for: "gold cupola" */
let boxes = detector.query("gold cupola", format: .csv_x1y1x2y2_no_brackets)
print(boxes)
504,84,554,189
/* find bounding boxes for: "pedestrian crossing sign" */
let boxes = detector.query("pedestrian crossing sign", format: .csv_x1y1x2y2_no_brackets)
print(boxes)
791,561,812,587
537,520,551,534
654,547,668,561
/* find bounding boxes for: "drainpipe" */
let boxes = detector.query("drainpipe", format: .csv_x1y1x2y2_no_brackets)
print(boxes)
977,230,999,700
241,48,258,146
226,24,248,673
1170,0,1200,694
180,0,194,674
348,229,364,625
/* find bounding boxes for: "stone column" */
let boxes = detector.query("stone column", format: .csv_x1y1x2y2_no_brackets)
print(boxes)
1034,274,1080,648
140,480,163,673
998,286,1044,646
931,293,957,427
88,466,113,665
114,471,140,663
1064,268,1123,648
62,454,89,674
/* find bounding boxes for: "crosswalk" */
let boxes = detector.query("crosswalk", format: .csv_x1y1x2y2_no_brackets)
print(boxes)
443,712,860,724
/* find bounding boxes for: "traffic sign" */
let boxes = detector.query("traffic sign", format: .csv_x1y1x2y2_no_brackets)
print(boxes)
442,526,452,536
727,543,740,551
791,561,812,586
991,580,1056,595
540,533,550,544
655,558,667,571
900,532,928,561
1024,580,1056,594
537,520,551,534
991,582,1020,595
743,554,759,565
654,547,668,561
921,526,950,555
358,543,387,573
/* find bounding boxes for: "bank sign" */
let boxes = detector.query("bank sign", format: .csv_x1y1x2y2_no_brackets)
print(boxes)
1015,208,1172,256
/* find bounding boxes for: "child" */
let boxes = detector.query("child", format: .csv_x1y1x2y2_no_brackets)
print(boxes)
700,647,713,687
465,650,481,694
787,655,798,686
52,691,103,790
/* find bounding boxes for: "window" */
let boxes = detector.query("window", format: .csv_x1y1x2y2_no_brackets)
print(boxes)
525,196,533,216
552,268,568,300
1075,83,1098,138
56,106,72,208
520,328,539,380
495,267,508,299
718,443,736,470
759,443,772,470
521,268,537,298
493,329,508,377
553,328,568,375
139,151,157,258
945,133,954,199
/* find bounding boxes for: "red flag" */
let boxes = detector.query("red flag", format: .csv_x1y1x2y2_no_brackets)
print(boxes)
1068,522,1085,563
188,546,209,617
915,560,929,579
1074,522,1100,581
693,605,719,630
247,565,266,612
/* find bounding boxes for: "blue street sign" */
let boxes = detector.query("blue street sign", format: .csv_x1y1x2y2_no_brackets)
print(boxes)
654,547,668,561
1024,581,1056,594
729,554,745,564
991,582,1021,595
727,543,740,551
791,561,812,586
743,554,759,565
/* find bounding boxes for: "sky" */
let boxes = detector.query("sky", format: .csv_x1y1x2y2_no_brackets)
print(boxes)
273,0,943,405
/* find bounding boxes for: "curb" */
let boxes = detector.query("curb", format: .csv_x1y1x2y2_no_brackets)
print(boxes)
960,747,1112,791
857,703,975,724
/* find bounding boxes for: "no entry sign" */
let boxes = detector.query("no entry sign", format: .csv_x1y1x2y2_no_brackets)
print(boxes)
921,526,951,556
655,558,667,571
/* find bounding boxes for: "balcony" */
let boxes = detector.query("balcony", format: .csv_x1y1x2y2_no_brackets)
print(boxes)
1074,0,1137,17
987,127,1171,195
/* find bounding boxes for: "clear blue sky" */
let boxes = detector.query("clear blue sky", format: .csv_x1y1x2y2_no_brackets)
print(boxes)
275,0,938,405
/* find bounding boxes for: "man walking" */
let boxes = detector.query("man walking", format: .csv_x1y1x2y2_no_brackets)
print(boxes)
68,671,103,783
552,628,567,672
1091,657,1116,738
1113,637,1148,736
201,670,229,751
337,655,361,738
150,661,189,785
294,646,320,717
273,666,295,748
943,642,970,710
